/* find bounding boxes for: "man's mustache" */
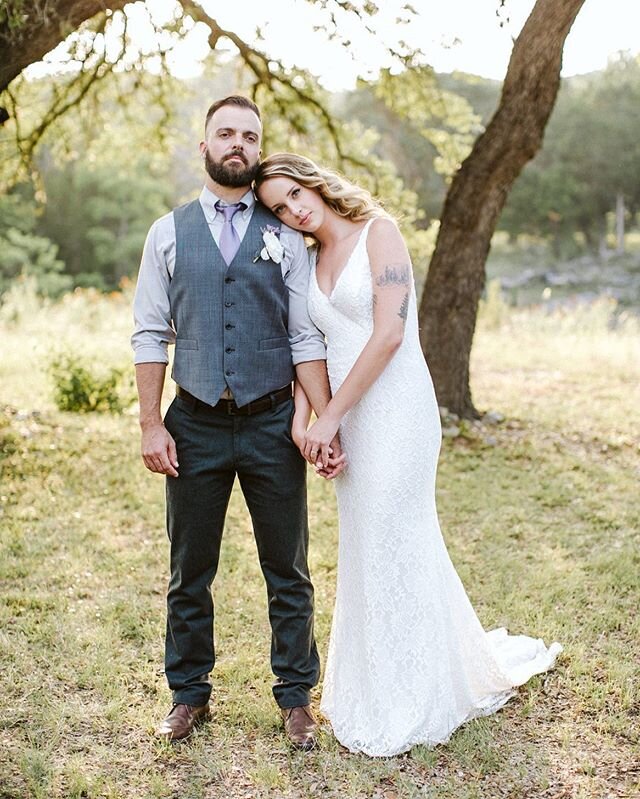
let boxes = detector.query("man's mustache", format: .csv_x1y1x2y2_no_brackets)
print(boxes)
223,152,247,165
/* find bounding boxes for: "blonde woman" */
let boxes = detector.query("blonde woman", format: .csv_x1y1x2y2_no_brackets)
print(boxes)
255,153,561,757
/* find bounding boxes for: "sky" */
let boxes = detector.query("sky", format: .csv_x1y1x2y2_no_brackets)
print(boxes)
158,0,640,90
30,0,640,90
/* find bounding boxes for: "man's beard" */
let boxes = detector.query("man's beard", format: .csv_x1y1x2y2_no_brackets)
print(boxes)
204,150,259,187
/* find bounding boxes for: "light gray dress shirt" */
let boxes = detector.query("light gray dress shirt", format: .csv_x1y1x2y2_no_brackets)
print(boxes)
131,186,326,366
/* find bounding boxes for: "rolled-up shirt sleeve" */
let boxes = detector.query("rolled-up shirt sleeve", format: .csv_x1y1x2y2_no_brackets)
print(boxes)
131,213,176,364
281,226,327,365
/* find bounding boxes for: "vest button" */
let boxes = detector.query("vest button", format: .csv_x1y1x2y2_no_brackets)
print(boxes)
225,277,235,284
225,301,234,308
225,370,234,376
225,323,234,330
225,347,235,353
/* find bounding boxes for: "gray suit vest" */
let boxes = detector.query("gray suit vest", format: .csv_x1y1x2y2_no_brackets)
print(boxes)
170,199,294,406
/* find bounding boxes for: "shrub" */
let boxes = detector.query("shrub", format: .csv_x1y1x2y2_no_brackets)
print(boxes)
49,353,133,413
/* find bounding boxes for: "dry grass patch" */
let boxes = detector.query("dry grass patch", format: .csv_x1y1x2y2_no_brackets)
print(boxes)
1,288,638,798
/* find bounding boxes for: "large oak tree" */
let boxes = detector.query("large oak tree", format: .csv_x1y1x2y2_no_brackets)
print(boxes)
418,0,586,416
1,0,586,417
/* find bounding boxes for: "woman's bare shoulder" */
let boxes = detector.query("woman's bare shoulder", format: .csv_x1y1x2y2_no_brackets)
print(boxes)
366,216,408,260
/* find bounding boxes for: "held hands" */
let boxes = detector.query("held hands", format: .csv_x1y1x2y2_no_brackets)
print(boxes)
292,412,346,480
317,434,347,480
141,423,179,477
303,413,346,480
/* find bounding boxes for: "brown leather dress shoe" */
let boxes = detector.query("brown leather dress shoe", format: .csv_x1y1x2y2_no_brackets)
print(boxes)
280,705,317,751
156,702,211,742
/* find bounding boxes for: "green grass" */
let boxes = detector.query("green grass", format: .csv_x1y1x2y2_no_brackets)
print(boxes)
1,284,638,798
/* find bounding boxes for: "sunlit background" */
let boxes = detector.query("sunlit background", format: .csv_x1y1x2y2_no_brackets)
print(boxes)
26,0,640,89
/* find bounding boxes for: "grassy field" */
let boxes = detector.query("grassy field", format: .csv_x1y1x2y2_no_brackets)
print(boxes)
1,283,638,799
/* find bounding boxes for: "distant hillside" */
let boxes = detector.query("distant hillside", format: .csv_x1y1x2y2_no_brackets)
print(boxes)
436,71,501,123
336,70,502,223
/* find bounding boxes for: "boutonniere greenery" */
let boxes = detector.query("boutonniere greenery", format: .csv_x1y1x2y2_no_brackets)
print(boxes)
253,225,284,263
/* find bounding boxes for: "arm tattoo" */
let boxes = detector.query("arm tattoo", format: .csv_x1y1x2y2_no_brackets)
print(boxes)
375,264,411,287
398,291,409,322
372,293,378,307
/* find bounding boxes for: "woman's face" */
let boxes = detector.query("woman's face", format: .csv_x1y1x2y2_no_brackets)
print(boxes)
257,176,325,232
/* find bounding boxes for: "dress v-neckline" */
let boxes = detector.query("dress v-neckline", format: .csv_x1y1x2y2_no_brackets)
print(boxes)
314,221,371,300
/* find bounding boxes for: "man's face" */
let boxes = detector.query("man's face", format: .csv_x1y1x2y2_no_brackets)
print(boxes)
200,104,262,188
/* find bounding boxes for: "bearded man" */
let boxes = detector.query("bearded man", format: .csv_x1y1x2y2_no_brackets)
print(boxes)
131,95,343,748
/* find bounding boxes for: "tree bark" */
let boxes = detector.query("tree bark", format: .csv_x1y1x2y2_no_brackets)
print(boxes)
0,0,129,96
417,0,586,418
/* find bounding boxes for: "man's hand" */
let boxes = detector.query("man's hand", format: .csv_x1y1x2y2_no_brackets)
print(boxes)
314,433,347,480
292,417,345,479
303,412,341,469
141,422,179,477
293,360,346,479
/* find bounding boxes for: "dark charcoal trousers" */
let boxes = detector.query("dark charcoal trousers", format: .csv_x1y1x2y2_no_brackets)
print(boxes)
163,393,320,708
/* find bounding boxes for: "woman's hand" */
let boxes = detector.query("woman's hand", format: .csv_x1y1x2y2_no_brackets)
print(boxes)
303,412,341,469
291,406,346,479
315,434,347,480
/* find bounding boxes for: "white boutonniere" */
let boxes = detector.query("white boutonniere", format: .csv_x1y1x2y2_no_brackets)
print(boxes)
253,225,284,263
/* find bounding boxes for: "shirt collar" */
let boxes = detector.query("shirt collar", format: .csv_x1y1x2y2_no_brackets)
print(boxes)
199,185,255,222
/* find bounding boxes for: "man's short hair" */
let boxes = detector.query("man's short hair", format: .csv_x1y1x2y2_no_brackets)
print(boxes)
204,96,261,134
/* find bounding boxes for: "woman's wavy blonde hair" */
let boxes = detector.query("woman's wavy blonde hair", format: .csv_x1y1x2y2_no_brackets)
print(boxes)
255,153,390,223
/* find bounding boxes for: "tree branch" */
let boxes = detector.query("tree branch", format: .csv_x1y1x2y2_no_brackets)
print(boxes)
0,0,130,94
179,0,351,163
15,12,125,170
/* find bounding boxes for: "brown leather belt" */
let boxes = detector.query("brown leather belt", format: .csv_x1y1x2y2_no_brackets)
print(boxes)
176,385,291,416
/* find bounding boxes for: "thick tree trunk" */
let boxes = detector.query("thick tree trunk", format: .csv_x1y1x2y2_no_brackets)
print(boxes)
418,0,586,418
0,1,129,96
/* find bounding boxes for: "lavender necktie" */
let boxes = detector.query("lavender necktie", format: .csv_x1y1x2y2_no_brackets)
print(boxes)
215,201,246,265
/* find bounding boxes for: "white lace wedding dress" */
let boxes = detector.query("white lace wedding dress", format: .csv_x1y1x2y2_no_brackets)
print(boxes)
308,220,562,757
